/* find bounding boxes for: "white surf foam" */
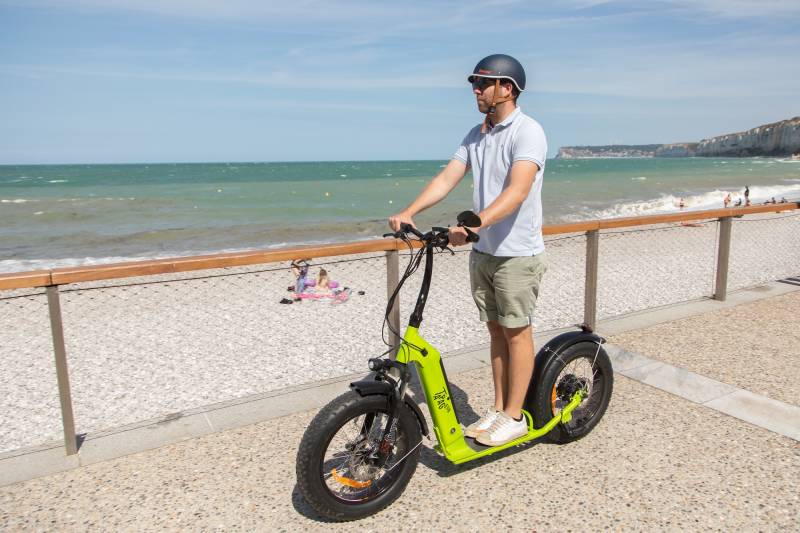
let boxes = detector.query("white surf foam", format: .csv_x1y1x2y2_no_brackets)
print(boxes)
0,237,353,275
567,183,800,221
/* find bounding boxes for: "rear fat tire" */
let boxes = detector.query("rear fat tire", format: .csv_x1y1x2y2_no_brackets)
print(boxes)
295,391,422,521
530,342,613,444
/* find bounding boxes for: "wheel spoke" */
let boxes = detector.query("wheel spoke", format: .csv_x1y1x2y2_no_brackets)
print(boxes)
319,408,410,503
552,351,607,430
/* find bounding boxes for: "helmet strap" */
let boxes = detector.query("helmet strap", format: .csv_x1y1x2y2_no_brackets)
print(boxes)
481,79,515,133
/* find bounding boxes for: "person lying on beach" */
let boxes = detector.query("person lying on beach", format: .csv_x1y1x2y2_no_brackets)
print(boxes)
389,54,546,448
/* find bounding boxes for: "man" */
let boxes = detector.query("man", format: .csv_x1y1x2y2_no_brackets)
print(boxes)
388,54,547,447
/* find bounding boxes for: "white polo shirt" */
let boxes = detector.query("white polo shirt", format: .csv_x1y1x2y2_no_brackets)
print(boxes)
453,107,547,257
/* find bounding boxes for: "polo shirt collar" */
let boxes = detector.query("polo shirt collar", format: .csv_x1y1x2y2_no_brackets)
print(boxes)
488,106,522,131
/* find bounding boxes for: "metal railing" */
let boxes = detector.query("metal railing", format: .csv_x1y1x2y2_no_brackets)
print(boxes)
0,203,797,456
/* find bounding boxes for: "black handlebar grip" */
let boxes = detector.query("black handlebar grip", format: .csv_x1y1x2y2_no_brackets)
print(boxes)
465,228,480,243
400,223,424,238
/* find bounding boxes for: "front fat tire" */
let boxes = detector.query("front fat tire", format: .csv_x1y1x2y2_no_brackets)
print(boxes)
295,391,422,521
531,342,613,444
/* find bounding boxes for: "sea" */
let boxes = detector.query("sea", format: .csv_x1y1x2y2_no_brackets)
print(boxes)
2,158,800,274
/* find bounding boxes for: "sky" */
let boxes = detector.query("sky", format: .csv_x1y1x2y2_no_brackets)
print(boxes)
1,0,799,164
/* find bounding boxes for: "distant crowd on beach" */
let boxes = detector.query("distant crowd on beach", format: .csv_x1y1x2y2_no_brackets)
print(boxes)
677,185,789,211
721,186,788,208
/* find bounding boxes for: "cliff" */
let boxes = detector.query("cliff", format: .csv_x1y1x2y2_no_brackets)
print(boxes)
556,116,800,158
655,143,698,157
695,117,800,157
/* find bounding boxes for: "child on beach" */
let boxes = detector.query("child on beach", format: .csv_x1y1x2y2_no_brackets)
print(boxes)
291,259,310,295
316,268,332,294
723,193,731,208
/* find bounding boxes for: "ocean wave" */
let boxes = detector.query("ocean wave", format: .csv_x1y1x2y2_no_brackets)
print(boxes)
0,237,359,275
47,179,69,183
563,183,800,221
1,198,29,204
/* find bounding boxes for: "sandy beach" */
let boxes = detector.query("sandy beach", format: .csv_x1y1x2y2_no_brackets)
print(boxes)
1,211,798,453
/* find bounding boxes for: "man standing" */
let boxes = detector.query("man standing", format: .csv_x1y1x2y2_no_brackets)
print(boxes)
388,54,547,446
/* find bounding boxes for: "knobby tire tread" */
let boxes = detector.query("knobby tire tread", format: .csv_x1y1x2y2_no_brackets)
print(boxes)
531,342,613,444
295,391,421,521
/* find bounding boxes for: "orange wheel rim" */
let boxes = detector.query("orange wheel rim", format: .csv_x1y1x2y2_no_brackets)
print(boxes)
331,468,372,489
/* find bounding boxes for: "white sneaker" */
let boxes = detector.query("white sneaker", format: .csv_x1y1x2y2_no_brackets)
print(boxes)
475,411,528,446
464,408,499,438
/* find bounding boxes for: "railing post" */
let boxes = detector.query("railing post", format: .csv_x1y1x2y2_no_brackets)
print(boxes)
584,230,600,330
46,285,78,455
714,216,733,301
385,250,401,352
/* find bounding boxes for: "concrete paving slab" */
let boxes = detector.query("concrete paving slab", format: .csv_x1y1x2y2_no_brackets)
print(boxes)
603,344,656,372
205,379,353,433
79,411,215,466
0,446,79,487
705,389,800,441
620,361,738,404
437,351,488,375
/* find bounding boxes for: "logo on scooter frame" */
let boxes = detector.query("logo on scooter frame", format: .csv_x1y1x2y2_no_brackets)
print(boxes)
433,387,451,413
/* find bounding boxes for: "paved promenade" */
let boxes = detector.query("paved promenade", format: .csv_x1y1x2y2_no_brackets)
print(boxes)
1,282,799,531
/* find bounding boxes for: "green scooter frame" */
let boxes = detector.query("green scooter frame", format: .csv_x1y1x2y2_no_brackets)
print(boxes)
395,325,584,464
297,218,611,521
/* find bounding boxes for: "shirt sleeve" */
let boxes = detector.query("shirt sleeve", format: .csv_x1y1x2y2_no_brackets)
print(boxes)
511,120,547,169
452,131,472,165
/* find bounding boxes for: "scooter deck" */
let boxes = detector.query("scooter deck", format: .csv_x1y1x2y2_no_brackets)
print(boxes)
434,394,583,465
463,432,537,453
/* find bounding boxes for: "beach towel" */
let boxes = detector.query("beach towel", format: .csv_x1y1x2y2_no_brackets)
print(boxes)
296,288,351,304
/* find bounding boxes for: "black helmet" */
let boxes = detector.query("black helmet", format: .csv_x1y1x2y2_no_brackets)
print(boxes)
467,54,526,93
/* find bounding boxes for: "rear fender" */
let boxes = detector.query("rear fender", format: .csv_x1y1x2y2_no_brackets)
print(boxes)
349,379,430,437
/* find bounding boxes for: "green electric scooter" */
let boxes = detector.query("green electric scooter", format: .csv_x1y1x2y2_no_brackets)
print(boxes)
295,212,613,521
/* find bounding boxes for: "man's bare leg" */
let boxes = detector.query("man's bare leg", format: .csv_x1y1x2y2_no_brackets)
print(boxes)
502,324,535,419
486,320,509,411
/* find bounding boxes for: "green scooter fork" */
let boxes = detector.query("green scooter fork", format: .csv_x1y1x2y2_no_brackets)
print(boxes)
396,326,584,465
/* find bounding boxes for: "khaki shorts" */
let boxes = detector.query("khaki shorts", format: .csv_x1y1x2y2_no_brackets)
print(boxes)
469,250,547,328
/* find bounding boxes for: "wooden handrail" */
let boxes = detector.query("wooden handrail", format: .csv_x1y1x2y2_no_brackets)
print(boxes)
1,202,796,291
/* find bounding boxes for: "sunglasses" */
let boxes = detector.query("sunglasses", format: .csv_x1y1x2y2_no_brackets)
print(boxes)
470,77,497,91
471,77,513,92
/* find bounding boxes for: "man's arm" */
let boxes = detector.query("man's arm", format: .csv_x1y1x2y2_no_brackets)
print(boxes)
388,159,468,231
478,160,539,227
448,160,539,246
